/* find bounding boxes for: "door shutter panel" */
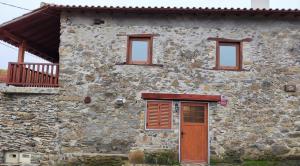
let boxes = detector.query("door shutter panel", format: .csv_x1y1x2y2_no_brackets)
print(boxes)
159,102,172,129
146,101,172,129
147,102,160,129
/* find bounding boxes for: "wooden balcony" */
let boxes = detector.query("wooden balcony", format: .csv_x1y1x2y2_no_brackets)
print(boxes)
6,63,59,87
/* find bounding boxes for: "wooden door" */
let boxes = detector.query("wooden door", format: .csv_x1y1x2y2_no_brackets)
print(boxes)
180,102,208,163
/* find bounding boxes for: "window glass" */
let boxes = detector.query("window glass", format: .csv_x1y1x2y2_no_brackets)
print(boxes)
220,45,237,67
183,106,205,123
131,40,148,61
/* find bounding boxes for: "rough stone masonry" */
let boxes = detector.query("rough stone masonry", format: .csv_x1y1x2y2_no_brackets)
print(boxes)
0,11,299,165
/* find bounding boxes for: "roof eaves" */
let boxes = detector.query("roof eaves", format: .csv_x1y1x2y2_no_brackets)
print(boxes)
0,6,50,29
42,3,300,14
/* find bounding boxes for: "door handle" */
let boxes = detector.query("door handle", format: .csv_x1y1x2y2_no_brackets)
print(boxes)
181,131,185,137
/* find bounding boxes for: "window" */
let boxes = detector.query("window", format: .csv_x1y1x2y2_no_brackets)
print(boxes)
127,36,153,64
216,42,242,70
146,101,172,129
183,105,205,123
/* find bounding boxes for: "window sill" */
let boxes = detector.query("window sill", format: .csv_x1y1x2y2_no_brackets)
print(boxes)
115,62,163,67
203,67,250,72
144,128,173,131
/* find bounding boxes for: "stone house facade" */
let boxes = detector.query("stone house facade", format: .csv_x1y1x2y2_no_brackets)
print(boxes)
0,4,299,165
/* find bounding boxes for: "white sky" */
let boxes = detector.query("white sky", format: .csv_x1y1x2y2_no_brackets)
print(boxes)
0,0,300,69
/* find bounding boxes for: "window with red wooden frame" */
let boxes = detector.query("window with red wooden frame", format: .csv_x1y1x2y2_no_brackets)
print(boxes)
127,35,153,65
146,101,172,129
216,42,242,70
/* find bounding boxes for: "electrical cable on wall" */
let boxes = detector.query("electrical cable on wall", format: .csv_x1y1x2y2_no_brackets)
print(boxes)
0,1,31,11
0,1,59,17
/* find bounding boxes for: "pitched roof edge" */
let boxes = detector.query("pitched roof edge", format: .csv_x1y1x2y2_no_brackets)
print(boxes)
0,3,299,29
0,6,51,29
43,3,300,13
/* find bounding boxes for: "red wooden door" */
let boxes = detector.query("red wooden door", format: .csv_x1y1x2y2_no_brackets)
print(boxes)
180,102,208,163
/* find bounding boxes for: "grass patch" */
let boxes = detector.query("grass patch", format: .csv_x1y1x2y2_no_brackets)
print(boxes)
144,150,180,165
210,160,300,166
56,156,126,166
243,160,277,166
243,160,300,166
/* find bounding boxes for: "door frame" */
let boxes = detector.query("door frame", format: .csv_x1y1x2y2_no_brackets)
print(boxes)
178,101,210,164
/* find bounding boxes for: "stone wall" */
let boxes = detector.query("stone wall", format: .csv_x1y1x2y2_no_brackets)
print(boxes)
59,12,300,161
0,11,299,165
0,91,60,165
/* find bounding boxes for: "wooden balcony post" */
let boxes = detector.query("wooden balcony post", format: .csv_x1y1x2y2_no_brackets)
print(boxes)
18,41,26,64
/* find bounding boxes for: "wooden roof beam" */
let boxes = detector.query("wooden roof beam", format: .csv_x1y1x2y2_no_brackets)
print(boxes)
32,29,59,44
21,19,59,37
12,15,50,33
0,29,22,44
0,29,56,62
141,93,221,102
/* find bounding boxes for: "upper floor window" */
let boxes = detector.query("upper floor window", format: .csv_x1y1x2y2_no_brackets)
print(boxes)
216,42,242,70
127,35,153,65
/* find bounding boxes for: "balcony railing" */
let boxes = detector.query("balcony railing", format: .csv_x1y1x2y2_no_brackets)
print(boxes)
7,62,59,87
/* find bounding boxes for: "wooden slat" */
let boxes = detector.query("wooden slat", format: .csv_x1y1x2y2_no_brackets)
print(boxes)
50,64,54,84
17,65,20,83
36,64,40,85
32,64,36,86
45,64,49,84
41,64,44,85
25,66,29,83
159,102,172,129
28,64,32,84
55,64,59,85
13,64,17,83
21,64,26,83
147,102,160,129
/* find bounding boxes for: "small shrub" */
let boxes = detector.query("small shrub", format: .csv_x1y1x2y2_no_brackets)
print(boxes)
144,149,180,165
242,160,277,166
243,160,300,166
223,149,244,163
129,150,145,164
